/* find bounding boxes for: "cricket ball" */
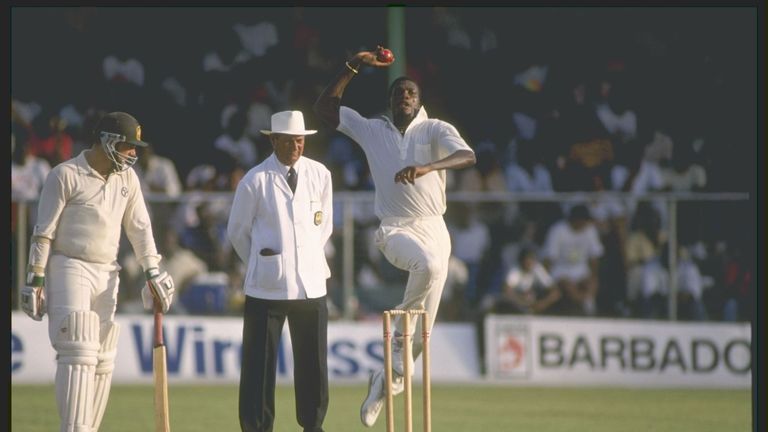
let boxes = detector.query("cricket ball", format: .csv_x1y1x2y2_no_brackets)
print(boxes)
377,48,394,63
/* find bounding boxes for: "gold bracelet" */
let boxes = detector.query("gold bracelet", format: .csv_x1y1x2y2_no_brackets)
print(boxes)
345,61,359,74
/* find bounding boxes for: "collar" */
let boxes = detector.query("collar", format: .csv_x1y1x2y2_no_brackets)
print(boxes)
270,153,302,176
76,150,102,177
382,106,429,133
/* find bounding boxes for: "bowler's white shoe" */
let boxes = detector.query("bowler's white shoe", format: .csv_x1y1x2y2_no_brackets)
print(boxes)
391,339,415,378
360,369,385,427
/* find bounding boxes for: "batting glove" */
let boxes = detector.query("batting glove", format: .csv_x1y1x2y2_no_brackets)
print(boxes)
21,272,46,321
142,268,175,313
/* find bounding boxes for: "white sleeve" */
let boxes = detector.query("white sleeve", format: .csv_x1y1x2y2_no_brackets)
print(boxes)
32,166,68,241
122,171,161,270
227,179,256,264
27,238,51,275
337,106,374,150
435,120,473,159
320,168,333,246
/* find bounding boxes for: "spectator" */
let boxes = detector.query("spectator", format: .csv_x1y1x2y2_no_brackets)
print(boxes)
101,52,148,114
506,136,560,245
214,106,258,170
134,143,183,197
661,140,707,193
492,246,561,315
179,201,230,272
438,255,469,322
676,246,708,321
594,75,638,145
454,141,515,305
325,132,372,191
233,20,279,59
586,175,629,317
70,107,106,156
632,128,671,195
11,98,42,128
11,123,51,202
661,140,708,246
161,225,208,286
103,54,145,87
720,243,753,322
132,138,184,245
58,103,86,150
244,100,274,143
159,227,211,314
27,112,74,167
542,204,604,316
609,131,647,192
456,140,507,193
643,127,674,166
626,127,670,229
551,77,614,192
173,163,232,231
446,202,491,306
624,202,668,319
505,138,554,194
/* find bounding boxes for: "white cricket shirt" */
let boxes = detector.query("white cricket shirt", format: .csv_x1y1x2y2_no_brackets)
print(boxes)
338,106,472,219
505,262,554,294
542,220,604,281
33,151,161,270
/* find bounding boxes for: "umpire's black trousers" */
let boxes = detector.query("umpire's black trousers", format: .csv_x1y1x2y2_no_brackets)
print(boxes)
239,295,329,432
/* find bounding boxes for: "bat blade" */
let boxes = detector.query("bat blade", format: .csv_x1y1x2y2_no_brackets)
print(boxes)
152,302,171,432
152,345,171,432
153,344,170,432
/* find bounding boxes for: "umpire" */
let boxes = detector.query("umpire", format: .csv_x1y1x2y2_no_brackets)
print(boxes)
227,110,333,432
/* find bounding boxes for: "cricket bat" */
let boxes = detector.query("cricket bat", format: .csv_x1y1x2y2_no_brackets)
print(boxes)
153,301,171,432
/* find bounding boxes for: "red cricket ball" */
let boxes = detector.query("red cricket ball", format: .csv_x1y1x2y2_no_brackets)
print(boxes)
377,48,394,63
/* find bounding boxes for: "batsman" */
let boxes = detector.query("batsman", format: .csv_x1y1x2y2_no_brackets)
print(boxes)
20,112,176,432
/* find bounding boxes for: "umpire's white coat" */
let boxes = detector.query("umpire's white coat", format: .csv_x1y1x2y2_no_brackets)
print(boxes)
227,154,333,300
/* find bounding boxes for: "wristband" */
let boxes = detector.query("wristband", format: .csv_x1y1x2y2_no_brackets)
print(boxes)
345,61,359,74
145,268,160,280
26,272,45,286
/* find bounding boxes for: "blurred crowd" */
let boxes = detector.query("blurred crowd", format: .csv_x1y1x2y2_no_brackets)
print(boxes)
11,7,755,323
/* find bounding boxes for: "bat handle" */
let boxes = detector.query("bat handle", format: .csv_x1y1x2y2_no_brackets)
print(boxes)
153,304,164,347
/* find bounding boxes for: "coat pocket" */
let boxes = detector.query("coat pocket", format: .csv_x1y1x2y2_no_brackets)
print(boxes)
256,254,285,290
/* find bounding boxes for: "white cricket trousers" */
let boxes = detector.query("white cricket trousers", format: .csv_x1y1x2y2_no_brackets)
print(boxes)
46,254,120,341
374,215,452,360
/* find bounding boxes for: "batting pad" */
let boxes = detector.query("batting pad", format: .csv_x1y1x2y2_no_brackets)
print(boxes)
53,311,100,432
92,321,120,430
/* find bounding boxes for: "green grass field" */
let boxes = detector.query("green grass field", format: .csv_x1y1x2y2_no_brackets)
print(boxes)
11,384,751,432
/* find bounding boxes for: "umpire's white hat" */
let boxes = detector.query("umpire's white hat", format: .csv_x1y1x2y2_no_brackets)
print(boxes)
260,110,317,136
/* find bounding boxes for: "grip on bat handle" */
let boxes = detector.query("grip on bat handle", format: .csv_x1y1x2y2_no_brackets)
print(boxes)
153,306,164,347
